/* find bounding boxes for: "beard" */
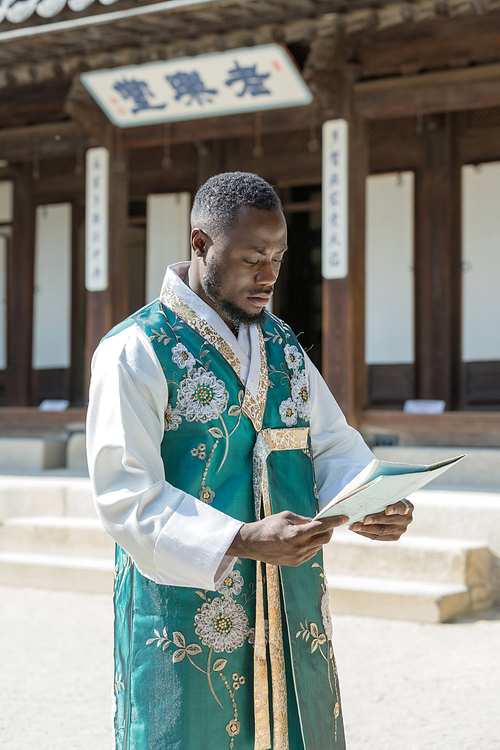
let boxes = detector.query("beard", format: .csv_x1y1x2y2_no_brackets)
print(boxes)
202,261,269,330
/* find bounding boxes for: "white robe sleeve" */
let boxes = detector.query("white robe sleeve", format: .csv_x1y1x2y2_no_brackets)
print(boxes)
306,355,375,510
86,323,243,591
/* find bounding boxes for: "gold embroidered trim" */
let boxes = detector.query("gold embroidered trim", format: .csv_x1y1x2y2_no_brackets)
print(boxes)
252,427,309,750
262,427,309,453
254,560,271,750
161,287,269,432
161,286,243,381
241,326,268,433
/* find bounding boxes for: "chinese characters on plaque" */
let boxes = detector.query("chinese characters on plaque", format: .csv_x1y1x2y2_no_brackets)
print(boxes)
85,147,109,292
81,44,312,128
322,119,348,279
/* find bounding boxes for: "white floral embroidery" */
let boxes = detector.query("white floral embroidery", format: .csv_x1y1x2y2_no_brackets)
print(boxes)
198,487,215,503
284,343,303,372
321,589,333,642
171,342,195,371
216,569,244,598
279,397,298,427
177,368,229,423
191,443,207,460
291,370,311,421
194,596,248,653
164,403,182,431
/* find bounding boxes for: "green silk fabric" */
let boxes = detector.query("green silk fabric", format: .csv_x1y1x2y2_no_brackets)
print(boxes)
110,299,345,750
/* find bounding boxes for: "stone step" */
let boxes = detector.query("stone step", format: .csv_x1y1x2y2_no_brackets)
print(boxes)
0,551,114,594
66,431,87,471
326,574,493,624
0,516,114,557
373,446,500,491
0,436,67,471
0,476,95,520
324,531,492,586
408,488,500,557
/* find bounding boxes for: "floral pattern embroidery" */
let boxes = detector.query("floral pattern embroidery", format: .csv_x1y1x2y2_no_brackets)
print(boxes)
295,562,341,740
275,340,310,427
171,342,195,371
164,403,182,431
199,486,215,503
232,673,245,690
217,569,244,598
146,566,249,748
321,587,333,642
290,370,311,421
194,596,248,653
279,397,298,427
178,368,229,423
284,343,303,372
191,442,207,460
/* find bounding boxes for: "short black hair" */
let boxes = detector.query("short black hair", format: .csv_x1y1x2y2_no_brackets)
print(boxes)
190,171,282,238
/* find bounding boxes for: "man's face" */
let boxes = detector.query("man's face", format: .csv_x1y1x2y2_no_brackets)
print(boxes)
194,205,287,330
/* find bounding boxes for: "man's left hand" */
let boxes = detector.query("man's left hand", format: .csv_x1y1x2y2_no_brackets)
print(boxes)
349,499,414,541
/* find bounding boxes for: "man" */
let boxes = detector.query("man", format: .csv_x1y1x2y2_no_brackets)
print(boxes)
87,172,413,750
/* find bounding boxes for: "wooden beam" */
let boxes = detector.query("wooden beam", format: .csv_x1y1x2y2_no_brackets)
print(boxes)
121,105,316,150
355,62,500,118
0,121,78,162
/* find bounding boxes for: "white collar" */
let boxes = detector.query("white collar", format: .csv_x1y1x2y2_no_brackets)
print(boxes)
161,262,262,398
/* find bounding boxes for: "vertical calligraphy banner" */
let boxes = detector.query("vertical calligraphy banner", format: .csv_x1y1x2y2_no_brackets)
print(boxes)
322,119,348,279
85,147,109,292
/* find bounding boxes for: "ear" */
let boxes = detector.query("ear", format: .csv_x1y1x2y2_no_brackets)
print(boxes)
191,228,208,258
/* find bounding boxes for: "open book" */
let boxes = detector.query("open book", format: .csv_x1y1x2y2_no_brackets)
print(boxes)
315,454,466,524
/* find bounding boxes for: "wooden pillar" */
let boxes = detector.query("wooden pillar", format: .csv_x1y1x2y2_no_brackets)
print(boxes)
6,163,35,405
65,81,130,397
317,66,368,425
322,111,368,425
84,124,129,395
414,113,458,406
304,35,368,425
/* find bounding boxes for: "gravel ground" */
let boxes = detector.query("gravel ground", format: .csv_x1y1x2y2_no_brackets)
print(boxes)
1,586,499,750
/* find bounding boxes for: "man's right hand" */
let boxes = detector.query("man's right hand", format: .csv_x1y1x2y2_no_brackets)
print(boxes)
226,511,349,567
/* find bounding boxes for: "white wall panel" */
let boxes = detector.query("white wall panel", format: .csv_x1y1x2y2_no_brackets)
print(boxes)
462,162,500,362
0,234,7,370
365,172,415,365
0,181,13,223
146,193,191,304
33,204,72,370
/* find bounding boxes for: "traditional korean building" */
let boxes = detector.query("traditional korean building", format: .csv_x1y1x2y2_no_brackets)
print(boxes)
0,0,499,448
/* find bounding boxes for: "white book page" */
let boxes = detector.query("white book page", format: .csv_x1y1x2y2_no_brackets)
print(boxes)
316,455,466,524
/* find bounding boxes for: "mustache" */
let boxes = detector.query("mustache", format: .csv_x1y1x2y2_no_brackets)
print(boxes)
248,287,274,296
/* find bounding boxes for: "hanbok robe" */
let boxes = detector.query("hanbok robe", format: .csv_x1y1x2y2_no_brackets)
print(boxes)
87,263,375,750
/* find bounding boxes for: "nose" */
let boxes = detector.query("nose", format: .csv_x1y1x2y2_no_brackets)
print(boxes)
255,260,277,285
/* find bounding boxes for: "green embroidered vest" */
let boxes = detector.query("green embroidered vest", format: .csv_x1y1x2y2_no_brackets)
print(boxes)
111,296,345,750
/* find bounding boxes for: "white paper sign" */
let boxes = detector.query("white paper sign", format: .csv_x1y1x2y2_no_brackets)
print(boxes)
81,44,312,128
85,147,109,292
403,399,446,414
322,119,348,279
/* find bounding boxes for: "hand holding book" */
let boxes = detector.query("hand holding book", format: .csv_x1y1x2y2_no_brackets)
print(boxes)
315,454,466,526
